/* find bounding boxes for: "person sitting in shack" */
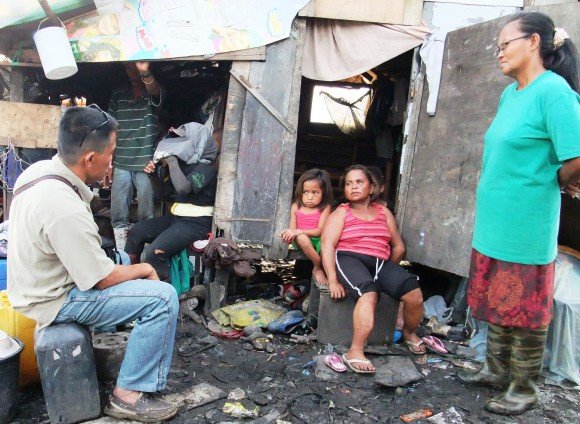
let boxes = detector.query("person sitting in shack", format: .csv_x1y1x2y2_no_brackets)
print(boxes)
321,164,425,373
124,122,219,281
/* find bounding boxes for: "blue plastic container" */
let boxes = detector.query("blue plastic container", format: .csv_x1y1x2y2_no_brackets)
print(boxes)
0,259,7,291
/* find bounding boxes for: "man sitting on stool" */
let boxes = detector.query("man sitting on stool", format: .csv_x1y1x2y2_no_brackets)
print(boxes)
7,106,179,423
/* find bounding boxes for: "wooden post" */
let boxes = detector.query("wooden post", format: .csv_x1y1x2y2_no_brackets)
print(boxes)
3,68,25,218
213,62,250,238
395,48,424,229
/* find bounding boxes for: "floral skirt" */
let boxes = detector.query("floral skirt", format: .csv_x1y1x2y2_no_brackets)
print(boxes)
467,249,554,328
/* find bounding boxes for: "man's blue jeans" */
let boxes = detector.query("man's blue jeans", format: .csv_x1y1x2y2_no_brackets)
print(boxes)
111,169,154,228
53,280,178,393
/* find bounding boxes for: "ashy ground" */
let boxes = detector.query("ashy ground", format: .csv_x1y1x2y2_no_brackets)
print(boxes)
11,314,580,424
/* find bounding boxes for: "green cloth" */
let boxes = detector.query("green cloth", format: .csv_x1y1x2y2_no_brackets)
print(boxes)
292,236,321,254
108,86,163,171
473,71,580,264
170,249,192,296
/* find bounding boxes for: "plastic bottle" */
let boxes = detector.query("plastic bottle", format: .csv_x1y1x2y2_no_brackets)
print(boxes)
35,323,100,423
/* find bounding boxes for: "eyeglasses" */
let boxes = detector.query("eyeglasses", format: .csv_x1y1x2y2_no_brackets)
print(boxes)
79,104,110,147
494,35,530,57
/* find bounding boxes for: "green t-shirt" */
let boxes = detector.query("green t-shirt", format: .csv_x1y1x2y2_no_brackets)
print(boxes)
109,86,163,171
473,71,580,264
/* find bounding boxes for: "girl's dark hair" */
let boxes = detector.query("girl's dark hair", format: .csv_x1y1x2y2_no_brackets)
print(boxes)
294,168,333,209
339,164,377,201
507,11,579,93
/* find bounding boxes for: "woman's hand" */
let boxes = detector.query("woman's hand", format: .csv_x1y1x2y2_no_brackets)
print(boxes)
563,181,580,199
144,160,156,174
328,279,345,300
280,228,301,243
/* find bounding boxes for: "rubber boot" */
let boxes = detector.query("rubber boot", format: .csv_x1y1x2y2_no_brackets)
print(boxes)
485,326,548,415
456,323,511,388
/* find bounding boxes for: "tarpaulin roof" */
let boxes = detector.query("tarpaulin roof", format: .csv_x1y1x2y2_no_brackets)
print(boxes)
302,18,431,81
0,0,93,29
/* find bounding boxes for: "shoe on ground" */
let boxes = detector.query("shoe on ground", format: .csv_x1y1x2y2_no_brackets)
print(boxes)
104,392,177,423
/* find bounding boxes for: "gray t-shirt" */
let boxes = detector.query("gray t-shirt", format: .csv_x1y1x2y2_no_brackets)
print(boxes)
7,155,114,329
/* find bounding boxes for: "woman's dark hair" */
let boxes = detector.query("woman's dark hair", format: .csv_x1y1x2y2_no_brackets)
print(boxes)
58,106,118,165
294,168,333,210
339,164,376,200
507,11,578,93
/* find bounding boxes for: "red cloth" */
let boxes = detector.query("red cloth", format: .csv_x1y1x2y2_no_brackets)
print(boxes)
467,249,554,328
336,202,391,261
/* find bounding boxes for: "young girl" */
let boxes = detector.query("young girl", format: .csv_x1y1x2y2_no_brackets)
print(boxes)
280,169,333,284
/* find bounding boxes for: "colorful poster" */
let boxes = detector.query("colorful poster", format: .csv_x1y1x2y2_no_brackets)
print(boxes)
65,0,310,62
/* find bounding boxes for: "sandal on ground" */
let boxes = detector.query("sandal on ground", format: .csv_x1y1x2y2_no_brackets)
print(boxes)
341,354,375,374
421,336,448,354
104,392,177,423
405,340,427,355
324,353,347,372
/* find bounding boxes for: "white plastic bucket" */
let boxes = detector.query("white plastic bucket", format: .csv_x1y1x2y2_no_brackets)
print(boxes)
33,19,78,80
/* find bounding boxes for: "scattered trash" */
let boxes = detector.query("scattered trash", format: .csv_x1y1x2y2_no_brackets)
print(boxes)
222,402,259,418
164,382,226,410
289,332,317,344
178,335,219,356
400,408,433,422
427,357,443,364
449,358,479,370
427,406,464,423
241,333,275,353
228,387,246,401
212,299,286,329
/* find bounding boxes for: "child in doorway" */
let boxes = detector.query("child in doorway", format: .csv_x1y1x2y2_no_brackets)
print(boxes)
368,166,388,208
280,169,333,284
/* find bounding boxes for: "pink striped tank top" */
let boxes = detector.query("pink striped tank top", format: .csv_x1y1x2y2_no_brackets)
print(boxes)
335,203,391,260
296,208,322,230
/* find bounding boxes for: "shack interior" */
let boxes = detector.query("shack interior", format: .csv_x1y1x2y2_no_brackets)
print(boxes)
294,50,414,209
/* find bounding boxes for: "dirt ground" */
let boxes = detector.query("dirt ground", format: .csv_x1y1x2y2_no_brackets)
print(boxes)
8,261,580,424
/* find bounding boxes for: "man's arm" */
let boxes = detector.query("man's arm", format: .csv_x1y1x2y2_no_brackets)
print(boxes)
135,61,161,99
95,263,159,290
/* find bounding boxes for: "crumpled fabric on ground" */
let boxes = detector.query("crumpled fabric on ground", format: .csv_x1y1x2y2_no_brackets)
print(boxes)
212,299,287,329
203,237,260,278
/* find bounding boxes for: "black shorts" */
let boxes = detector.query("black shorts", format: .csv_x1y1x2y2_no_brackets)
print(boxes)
335,251,419,300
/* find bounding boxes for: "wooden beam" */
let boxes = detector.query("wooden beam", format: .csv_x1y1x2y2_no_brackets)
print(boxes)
229,68,296,134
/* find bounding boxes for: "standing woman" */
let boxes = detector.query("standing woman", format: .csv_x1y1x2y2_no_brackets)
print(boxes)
456,11,580,415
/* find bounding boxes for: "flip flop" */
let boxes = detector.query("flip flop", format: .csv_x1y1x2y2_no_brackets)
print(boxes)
323,353,347,372
341,354,375,374
405,340,427,355
421,336,448,354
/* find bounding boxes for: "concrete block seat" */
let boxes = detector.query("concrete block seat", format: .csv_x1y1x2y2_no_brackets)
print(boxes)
314,279,400,346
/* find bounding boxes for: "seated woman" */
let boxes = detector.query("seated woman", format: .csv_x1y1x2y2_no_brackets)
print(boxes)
321,164,425,373
124,126,218,281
